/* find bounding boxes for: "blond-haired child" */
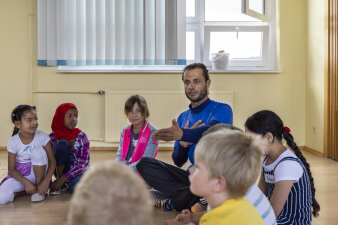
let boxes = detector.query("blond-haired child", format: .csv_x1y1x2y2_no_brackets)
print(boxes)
67,161,152,225
167,124,276,225
187,130,264,225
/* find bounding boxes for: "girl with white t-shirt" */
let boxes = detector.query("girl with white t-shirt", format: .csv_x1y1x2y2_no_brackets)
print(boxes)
245,110,320,225
0,105,56,204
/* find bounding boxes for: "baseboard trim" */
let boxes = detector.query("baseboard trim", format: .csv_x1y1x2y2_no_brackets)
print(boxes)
300,146,324,157
90,147,118,151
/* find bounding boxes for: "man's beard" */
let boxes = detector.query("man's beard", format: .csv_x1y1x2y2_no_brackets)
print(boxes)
185,85,208,103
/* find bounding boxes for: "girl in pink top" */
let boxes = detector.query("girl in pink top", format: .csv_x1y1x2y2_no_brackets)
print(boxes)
115,95,158,171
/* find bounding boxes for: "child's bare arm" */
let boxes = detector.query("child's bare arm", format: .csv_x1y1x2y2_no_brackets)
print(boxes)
8,152,36,194
176,209,205,224
191,211,205,224
165,209,205,225
269,180,294,217
51,175,68,191
258,171,267,195
38,141,56,194
43,141,56,181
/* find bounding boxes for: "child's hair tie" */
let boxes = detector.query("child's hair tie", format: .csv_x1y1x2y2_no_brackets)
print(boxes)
283,126,291,133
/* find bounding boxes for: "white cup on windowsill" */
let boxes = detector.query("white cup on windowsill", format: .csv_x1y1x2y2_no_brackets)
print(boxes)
211,52,229,70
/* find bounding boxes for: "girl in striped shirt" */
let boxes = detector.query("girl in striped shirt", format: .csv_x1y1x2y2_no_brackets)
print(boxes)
245,110,320,225
49,103,90,194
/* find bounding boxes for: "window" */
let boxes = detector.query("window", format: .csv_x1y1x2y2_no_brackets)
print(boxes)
37,0,186,67
186,0,276,70
38,0,275,72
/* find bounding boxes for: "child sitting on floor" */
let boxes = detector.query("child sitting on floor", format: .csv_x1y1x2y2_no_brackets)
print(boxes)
168,129,264,225
168,124,276,225
49,103,90,194
245,110,320,224
67,161,153,225
0,105,56,204
116,95,158,171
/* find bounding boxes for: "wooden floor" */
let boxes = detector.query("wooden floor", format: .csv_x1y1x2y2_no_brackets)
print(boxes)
0,150,337,225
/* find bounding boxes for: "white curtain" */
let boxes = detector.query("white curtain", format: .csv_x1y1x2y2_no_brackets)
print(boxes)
37,0,186,66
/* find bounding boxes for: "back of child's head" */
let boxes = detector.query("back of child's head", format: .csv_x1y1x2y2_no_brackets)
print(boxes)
203,123,243,136
244,110,284,141
11,105,36,136
195,130,262,198
245,110,320,217
124,95,149,118
68,161,152,225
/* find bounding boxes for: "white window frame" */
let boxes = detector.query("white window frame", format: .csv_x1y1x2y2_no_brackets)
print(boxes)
204,23,269,68
186,25,202,65
187,0,276,70
185,0,202,65
243,0,269,22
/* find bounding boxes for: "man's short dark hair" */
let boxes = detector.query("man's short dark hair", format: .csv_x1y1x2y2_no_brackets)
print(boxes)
182,63,210,82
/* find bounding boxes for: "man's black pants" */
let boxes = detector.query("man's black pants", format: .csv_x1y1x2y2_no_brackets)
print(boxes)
136,157,200,211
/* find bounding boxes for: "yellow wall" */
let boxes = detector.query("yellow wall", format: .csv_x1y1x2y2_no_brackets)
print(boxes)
0,0,318,150
305,0,326,153
0,0,32,145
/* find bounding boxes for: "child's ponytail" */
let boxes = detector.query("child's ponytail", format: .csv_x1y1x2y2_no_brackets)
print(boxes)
11,105,36,136
282,130,320,217
12,127,20,136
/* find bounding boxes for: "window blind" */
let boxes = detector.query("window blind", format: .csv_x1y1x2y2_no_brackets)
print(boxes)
37,0,186,66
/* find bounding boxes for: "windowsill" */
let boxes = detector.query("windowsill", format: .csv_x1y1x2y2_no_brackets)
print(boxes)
57,65,186,73
57,65,282,74
210,69,282,74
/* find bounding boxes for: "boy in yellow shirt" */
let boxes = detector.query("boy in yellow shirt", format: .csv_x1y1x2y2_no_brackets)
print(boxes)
172,129,265,225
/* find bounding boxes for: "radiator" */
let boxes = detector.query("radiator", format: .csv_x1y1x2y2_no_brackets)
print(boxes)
105,91,233,142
